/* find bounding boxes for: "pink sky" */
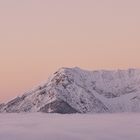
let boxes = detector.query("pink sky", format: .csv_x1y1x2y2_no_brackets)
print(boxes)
0,0,140,101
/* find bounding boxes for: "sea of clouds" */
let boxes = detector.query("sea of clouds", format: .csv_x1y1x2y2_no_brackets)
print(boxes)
0,113,140,140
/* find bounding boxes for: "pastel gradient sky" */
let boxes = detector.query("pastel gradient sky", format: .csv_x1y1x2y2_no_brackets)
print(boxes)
0,0,140,101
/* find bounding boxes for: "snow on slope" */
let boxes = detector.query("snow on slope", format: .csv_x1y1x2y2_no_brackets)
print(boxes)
1,67,140,113
0,113,140,140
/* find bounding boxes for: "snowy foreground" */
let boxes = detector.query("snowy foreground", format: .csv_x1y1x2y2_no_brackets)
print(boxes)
0,113,140,140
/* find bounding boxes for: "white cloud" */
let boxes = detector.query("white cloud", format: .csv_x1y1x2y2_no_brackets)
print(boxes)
0,113,140,140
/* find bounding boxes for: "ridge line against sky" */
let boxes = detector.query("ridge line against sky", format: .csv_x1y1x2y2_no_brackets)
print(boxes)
0,0,140,101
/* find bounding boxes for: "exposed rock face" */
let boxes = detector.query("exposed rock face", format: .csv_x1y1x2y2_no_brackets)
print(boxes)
39,99,79,114
1,67,140,114
0,104,5,110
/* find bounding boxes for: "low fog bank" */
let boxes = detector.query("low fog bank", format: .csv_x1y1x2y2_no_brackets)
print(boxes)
0,113,140,140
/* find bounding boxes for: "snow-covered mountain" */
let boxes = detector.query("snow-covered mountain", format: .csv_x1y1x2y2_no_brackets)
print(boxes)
1,67,140,114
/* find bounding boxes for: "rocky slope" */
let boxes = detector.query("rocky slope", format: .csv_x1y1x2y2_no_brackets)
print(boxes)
1,67,140,114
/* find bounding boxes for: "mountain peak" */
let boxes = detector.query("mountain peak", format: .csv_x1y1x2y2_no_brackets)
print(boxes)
1,67,140,114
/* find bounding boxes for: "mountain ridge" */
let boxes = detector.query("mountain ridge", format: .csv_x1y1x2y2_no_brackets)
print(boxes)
1,67,140,114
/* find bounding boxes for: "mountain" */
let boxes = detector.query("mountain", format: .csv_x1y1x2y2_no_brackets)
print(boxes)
1,67,140,114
